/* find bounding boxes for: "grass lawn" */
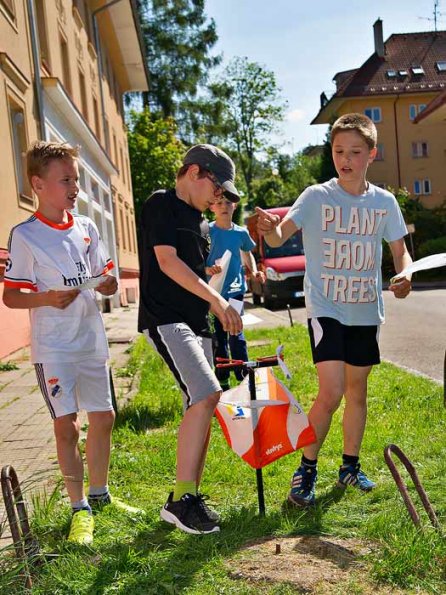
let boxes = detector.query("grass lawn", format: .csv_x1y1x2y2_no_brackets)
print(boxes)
1,324,445,594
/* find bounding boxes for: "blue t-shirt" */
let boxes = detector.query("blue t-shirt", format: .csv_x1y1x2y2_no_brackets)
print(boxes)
284,179,408,325
207,222,256,299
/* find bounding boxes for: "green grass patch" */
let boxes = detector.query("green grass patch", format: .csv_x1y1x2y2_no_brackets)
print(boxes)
0,361,19,372
1,326,445,593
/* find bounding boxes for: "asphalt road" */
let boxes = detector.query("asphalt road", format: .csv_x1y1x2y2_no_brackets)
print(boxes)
253,288,446,384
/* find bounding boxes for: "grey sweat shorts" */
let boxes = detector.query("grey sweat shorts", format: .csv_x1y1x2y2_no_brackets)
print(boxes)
143,322,221,410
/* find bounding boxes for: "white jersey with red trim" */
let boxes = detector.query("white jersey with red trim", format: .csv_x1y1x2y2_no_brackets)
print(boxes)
4,211,114,363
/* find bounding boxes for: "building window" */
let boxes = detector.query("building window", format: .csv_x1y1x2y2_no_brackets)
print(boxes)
112,131,118,166
73,0,93,43
125,207,133,253
35,0,51,69
78,165,86,190
104,116,110,153
364,107,381,123
93,96,100,140
7,92,33,206
91,180,100,203
103,193,111,213
412,141,428,158
78,67,88,121
414,179,431,195
119,202,127,250
436,61,446,72
60,32,72,95
0,0,15,21
119,146,126,186
409,104,426,121
375,143,384,161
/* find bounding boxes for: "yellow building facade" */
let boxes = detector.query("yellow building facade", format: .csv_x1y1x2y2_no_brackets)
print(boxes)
0,0,148,358
312,20,446,209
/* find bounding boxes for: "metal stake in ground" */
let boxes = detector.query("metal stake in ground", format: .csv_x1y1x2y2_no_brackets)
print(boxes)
248,367,266,516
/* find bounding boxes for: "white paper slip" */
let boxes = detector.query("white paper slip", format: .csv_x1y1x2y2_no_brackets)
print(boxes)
228,297,244,314
50,276,105,292
390,253,446,284
209,249,231,294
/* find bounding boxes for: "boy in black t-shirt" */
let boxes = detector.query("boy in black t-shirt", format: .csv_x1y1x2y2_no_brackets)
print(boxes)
138,144,242,534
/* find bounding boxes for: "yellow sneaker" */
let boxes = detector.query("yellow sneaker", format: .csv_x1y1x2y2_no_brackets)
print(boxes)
67,510,94,545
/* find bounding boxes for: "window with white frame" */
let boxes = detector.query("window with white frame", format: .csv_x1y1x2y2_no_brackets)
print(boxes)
414,179,431,195
409,104,426,120
364,107,382,122
412,141,428,158
7,90,33,206
375,143,384,161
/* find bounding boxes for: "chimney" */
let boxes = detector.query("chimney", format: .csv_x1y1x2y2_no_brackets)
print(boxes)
373,18,385,58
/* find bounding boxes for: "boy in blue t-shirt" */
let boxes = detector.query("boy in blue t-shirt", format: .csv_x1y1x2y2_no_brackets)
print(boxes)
257,113,412,506
206,198,265,390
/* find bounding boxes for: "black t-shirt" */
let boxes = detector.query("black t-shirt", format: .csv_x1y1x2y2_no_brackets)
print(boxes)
138,189,211,336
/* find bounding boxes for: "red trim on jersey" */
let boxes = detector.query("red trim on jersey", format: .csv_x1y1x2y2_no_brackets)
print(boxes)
34,210,74,230
103,261,115,274
4,279,38,292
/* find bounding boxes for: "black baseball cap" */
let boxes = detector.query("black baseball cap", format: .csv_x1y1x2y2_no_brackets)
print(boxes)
183,144,240,203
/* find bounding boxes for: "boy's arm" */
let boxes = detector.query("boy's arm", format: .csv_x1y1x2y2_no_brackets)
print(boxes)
388,238,412,299
154,245,242,335
3,287,80,310
241,250,265,283
255,207,298,247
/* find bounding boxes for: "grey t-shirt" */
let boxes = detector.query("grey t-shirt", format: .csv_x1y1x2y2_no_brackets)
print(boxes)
284,179,407,325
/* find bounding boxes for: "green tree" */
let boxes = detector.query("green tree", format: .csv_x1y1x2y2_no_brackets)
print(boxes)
127,109,184,222
135,0,220,121
317,126,337,183
208,57,287,203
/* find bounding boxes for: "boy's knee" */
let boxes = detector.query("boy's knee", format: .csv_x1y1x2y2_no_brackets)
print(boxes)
54,416,80,444
316,392,343,415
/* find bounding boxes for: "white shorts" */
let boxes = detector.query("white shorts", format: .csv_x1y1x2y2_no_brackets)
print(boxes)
34,359,113,419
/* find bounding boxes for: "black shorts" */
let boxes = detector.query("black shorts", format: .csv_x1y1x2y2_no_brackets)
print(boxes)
307,317,380,367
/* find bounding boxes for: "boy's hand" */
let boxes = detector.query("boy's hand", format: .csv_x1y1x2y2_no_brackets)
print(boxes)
96,275,118,296
253,271,266,284
255,207,280,235
205,264,222,276
389,277,411,299
46,289,80,309
211,297,243,336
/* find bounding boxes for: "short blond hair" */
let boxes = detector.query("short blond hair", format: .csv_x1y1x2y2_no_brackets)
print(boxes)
26,141,80,184
331,113,377,149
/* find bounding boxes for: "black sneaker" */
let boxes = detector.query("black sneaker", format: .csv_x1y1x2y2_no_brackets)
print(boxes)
160,492,220,534
197,493,219,522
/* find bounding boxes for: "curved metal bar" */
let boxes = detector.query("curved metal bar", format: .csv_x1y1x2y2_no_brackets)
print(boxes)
384,444,441,532
1,465,40,588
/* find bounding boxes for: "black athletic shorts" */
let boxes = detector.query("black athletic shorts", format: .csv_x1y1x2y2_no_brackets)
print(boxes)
307,317,380,367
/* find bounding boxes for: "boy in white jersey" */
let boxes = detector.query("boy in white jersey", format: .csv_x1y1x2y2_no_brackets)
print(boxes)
3,141,119,544
256,114,412,506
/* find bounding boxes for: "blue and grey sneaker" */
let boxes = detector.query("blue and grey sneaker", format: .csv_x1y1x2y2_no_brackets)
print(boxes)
288,465,317,506
337,464,376,491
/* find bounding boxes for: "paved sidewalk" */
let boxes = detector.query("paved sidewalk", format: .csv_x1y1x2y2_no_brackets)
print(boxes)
0,301,287,546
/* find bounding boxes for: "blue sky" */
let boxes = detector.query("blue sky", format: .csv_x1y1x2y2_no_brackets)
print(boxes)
204,0,444,152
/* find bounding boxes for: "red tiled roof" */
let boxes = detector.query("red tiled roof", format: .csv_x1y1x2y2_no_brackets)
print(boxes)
335,31,446,98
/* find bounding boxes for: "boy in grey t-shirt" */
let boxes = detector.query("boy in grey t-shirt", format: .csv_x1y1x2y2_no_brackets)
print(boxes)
256,113,412,506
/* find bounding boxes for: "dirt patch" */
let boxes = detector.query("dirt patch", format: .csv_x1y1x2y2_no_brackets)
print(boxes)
225,536,407,593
